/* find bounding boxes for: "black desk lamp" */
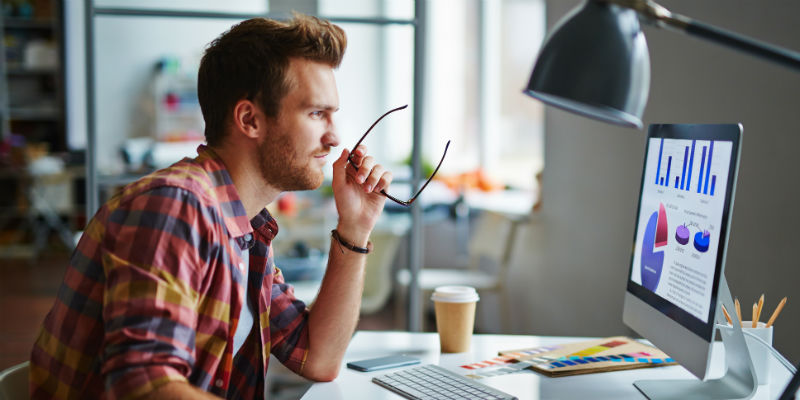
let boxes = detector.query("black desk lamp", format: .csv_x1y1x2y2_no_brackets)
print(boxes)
524,0,800,130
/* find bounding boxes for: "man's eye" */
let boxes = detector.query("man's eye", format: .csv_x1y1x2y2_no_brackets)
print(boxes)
310,111,324,119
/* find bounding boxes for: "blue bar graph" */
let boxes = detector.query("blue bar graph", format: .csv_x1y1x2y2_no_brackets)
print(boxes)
680,146,689,189
665,157,672,188
703,141,714,195
653,139,718,196
697,146,707,193
655,139,664,185
711,176,716,196
687,141,696,190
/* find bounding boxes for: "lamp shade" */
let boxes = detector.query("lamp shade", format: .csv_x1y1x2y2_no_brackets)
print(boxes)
525,1,650,129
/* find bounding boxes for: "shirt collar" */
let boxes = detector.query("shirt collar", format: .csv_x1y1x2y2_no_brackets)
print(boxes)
194,145,254,239
250,209,279,241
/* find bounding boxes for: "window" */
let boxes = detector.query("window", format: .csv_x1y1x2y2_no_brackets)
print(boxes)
423,0,545,190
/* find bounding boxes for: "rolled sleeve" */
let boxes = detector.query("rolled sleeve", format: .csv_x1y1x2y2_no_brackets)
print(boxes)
268,267,310,374
100,188,207,397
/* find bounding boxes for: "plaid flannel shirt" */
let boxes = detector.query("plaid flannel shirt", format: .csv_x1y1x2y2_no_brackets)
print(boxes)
30,145,310,399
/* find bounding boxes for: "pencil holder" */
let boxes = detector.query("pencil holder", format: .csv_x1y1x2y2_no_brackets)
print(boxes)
738,322,773,385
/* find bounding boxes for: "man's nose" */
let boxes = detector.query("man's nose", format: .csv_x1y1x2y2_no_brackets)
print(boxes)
323,123,339,148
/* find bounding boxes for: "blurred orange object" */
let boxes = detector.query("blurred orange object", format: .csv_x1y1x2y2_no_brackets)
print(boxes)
277,192,298,217
438,169,504,192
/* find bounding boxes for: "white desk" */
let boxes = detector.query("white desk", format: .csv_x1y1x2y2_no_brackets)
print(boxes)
300,331,794,400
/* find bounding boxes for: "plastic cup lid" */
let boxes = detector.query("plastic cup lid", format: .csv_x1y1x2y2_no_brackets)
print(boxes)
431,286,480,303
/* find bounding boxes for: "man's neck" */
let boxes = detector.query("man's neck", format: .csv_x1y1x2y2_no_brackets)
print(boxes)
212,144,281,219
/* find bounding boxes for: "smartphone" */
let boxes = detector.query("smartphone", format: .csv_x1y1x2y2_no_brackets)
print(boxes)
346,355,421,372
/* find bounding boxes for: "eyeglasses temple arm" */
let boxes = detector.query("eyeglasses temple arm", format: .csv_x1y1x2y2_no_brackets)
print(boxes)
397,140,451,205
347,104,409,167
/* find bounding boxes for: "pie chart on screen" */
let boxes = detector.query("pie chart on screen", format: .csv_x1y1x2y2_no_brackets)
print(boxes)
641,203,668,291
694,230,711,253
675,224,690,245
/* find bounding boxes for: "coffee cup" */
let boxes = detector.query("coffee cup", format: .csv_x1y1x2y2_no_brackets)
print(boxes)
431,286,480,353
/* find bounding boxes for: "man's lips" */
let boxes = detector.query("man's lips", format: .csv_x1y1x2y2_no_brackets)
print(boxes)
314,152,330,164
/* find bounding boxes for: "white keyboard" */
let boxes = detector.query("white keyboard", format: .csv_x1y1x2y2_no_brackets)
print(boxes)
372,364,517,400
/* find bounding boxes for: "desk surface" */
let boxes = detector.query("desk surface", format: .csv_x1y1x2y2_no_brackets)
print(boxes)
300,331,793,400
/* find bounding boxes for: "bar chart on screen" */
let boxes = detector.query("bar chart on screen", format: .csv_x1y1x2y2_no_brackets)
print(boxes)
652,138,726,196
632,135,734,321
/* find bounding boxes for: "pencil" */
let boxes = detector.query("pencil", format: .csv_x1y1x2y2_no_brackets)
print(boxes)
756,294,765,323
766,297,787,328
721,304,733,325
734,298,743,327
752,303,758,328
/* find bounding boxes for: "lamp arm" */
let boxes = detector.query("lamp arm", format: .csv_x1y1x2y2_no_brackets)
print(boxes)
601,0,800,71
662,13,800,71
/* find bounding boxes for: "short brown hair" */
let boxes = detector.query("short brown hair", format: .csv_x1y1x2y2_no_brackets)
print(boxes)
198,14,347,147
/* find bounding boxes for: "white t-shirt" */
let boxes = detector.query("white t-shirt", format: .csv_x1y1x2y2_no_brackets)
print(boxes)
232,244,255,355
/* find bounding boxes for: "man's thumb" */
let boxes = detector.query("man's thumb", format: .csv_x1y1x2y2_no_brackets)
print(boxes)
332,148,349,181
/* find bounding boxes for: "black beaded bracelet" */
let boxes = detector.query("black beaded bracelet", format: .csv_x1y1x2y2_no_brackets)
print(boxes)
331,229,372,254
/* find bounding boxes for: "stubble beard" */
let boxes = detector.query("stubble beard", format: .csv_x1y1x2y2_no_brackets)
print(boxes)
258,128,324,191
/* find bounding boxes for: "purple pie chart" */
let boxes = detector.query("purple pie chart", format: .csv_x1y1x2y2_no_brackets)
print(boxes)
675,225,690,245
641,210,666,292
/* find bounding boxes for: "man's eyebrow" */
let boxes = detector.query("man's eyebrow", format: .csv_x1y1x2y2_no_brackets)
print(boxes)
305,103,339,111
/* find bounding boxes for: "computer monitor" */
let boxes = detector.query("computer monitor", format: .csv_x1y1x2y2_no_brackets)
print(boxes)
623,124,757,399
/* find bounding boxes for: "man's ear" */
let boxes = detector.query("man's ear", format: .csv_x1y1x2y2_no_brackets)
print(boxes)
231,99,263,139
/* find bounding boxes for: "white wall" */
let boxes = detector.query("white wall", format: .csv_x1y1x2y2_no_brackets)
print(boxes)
94,16,238,174
509,0,800,363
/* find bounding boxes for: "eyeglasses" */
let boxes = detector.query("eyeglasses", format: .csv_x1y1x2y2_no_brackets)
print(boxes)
347,104,451,207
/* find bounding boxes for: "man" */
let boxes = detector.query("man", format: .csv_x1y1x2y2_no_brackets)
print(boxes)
30,14,392,399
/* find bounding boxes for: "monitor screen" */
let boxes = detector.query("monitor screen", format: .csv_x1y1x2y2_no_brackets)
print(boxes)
626,124,740,342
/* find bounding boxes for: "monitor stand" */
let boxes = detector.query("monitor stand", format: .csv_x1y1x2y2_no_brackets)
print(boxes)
634,276,757,400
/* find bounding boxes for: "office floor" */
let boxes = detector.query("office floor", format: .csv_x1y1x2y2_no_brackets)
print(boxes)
0,251,403,371
0,252,66,370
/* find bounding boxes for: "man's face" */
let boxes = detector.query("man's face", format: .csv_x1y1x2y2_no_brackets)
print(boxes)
258,58,340,191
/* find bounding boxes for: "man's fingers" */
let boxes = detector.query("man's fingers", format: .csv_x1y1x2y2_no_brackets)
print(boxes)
374,171,393,194
356,156,375,184
345,161,360,182
364,164,386,193
340,146,391,194
348,144,368,167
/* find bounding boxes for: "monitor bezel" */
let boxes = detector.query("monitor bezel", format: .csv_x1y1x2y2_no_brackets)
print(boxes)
626,123,741,342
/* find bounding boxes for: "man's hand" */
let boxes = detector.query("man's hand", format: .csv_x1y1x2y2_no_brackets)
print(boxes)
331,145,392,244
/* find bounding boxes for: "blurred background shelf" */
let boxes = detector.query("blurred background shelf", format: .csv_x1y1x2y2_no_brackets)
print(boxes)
6,66,57,75
0,0,73,261
2,0,67,152
9,106,59,120
3,17,54,29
